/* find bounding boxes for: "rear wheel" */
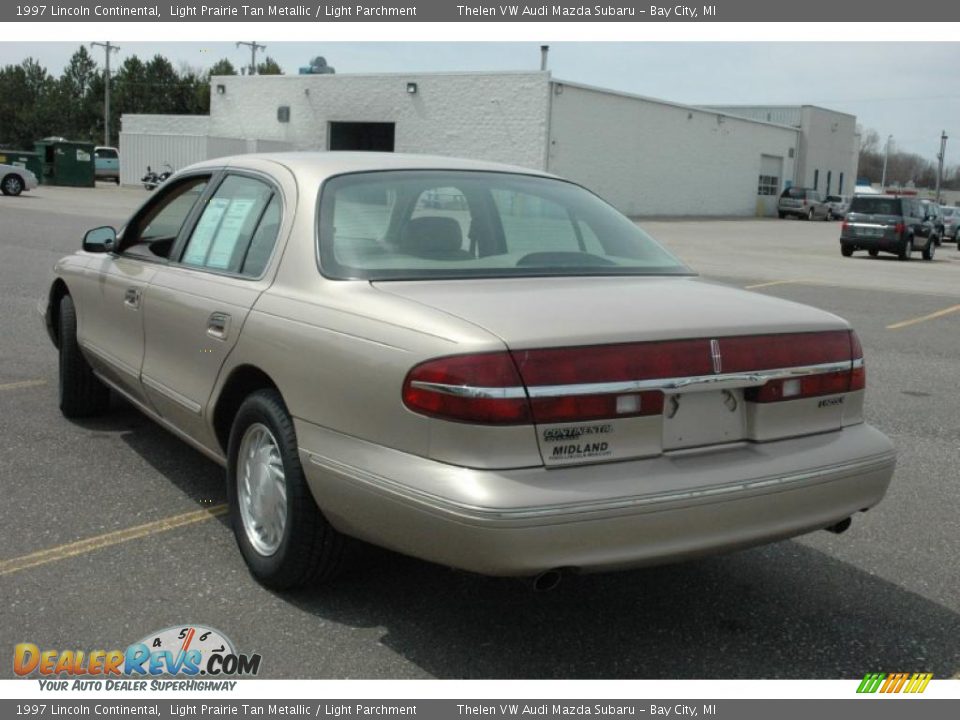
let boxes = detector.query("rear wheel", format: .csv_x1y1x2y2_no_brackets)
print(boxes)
922,239,936,261
898,237,913,261
2,174,24,196
841,245,854,257
778,211,786,219
227,388,345,589
58,295,110,417
806,208,815,221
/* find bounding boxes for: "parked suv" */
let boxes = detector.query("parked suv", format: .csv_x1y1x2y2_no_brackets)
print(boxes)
94,146,120,184
941,206,958,242
840,195,938,261
778,187,829,220
824,195,850,220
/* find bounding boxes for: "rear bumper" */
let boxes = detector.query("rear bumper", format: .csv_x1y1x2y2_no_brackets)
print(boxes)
297,422,895,576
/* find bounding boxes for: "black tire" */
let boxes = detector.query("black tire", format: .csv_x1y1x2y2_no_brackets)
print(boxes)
922,239,935,261
841,245,854,257
898,237,913,261
868,249,879,257
806,208,815,221
778,211,786,219
227,388,344,590
58,295,110,418
2,173,24,196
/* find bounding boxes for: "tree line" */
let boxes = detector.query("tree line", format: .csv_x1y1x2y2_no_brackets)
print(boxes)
0,46,283,150
857,126,959,191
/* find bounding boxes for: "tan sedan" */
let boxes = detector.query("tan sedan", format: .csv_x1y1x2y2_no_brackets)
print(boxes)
40,153,896,590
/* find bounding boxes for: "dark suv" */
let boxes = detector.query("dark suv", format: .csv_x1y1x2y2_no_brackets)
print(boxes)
840,195,939,261
778,187,829,220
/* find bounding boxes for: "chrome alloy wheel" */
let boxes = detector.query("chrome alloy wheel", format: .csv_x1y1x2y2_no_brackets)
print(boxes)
237,422,287,556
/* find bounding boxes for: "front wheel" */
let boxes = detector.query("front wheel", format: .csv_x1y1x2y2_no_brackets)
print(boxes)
58,295,110,417
922,240,936,261
2,174,24,196
868,249,879,257
227,389,345,590
807,208,815,221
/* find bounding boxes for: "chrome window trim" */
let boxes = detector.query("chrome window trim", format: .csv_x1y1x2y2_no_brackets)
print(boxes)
410,360,856,400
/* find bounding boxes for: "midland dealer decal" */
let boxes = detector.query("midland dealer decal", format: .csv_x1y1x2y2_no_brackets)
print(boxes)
542,424,614,464
14,625,261,690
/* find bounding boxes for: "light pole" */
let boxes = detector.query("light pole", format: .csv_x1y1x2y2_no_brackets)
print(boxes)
236,41,266,76
935,130,948,204
91,42,120,147
881,134,892,190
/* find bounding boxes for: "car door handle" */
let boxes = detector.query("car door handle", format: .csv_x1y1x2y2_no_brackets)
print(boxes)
123,287,141,308
207,312,231,340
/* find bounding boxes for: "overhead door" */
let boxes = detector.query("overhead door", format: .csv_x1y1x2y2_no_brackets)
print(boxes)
757,154,784,217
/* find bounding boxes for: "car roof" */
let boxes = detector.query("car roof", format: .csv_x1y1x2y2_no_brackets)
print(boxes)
185,151,557,183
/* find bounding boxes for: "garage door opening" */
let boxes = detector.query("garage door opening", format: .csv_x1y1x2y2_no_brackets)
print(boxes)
328,122,395,152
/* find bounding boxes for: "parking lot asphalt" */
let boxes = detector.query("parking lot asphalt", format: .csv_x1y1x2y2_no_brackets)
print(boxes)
1,185,959,679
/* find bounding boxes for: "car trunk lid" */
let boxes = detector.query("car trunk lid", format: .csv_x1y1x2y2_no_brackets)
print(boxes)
386,277,863,466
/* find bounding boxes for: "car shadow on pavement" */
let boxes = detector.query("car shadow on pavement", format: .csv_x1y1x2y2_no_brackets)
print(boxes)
68,396,228,513
281,540,960,679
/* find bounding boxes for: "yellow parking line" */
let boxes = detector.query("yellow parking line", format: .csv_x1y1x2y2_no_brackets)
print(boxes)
0,505,228,577
886,304,960,330
0,379,46,392
744,279,815,290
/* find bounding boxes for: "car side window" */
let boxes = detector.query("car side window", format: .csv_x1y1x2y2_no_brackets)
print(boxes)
180,175,278,276
121,176,210,260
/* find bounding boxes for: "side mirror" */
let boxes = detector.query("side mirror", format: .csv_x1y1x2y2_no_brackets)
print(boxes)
83,226,117,253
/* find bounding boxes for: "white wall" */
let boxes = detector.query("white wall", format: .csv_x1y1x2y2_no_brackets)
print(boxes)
547,83,799,217
206,71,551,170
799,106,859,197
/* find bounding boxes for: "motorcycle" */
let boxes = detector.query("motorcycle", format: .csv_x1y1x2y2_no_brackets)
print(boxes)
141,163,173,191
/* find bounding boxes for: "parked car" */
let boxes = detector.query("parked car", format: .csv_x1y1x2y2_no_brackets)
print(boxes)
824,195,850,220
1,163,39,196
778,187,829,220
840,194,938,260
94,146,120,184
40,153,896,590
919,200,944,246
940,206,958,242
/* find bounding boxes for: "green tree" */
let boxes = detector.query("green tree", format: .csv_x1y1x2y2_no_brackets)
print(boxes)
0,58,58,149
59,46,101,142
208,58,238,76
256,56,283,75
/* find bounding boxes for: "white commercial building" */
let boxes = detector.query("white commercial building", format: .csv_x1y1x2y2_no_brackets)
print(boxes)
120,71,856,217
703,105,860,200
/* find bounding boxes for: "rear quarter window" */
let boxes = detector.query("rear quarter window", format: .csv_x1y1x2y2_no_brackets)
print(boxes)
849,197,901,215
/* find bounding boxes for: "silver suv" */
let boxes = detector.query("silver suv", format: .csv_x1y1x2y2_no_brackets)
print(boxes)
778,187,829,220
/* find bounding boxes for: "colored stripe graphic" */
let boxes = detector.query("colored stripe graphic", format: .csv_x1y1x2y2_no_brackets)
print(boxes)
857,672,932,693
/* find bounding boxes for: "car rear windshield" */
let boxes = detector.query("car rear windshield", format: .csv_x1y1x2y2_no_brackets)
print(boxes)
781,187,808,199
943,207,956,217
317,170,691,280
849,197,902,215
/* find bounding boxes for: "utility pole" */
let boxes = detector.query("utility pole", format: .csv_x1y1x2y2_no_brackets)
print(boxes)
236,41,266,76
91,42,120,147
881,134,892,190
935,130,948,204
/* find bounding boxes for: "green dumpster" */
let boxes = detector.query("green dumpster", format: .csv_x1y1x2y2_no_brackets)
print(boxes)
0,149,43,181
33,139,95,187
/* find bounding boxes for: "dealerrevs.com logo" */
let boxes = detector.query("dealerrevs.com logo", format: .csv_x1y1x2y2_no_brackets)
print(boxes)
14,625,261,690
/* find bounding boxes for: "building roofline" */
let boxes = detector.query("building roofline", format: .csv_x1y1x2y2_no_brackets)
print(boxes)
701,103,857,120
211,69,551,81
550,79,802,133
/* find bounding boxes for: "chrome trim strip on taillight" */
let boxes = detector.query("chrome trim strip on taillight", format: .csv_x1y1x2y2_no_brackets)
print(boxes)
410,360,856,400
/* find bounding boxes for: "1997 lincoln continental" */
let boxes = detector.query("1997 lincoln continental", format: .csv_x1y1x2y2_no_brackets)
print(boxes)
40,153,896,590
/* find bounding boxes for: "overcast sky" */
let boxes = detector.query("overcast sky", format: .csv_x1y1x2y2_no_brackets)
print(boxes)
2,42,957,160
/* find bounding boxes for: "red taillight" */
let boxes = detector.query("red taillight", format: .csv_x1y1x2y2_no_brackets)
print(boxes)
402,352,531,424
894,222,906,235
403,331,866,424
842,221,850,230
744,330,865,403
